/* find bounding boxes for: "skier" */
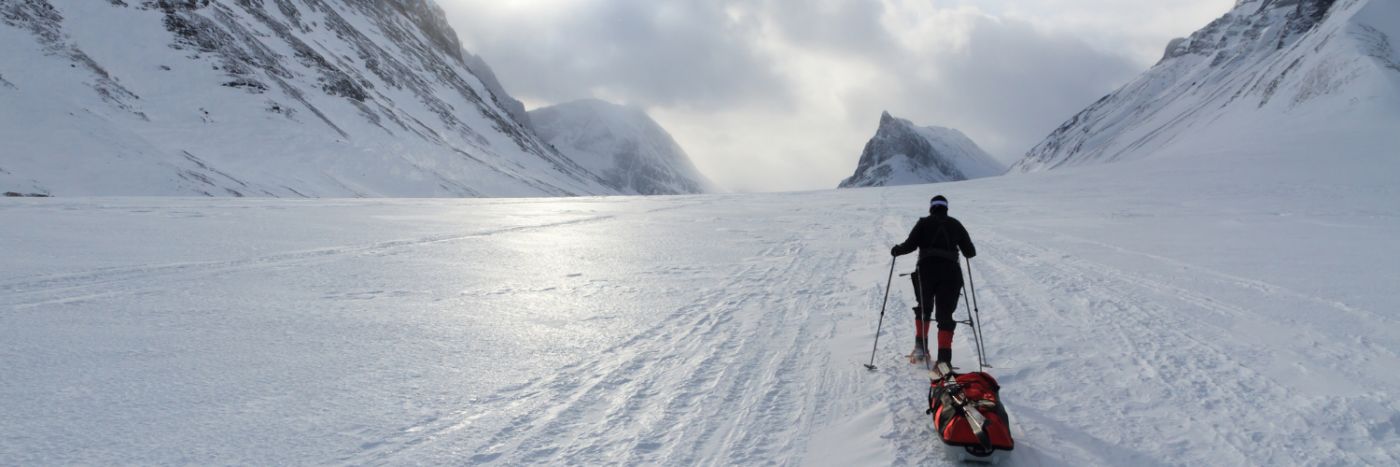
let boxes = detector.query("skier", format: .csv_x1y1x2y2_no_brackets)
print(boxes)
891,195,976,364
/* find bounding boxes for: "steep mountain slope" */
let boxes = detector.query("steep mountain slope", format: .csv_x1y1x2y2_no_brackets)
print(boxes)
461,49,532,133
530,99,714,195
0,0,612,197
1013,0,1400,172
839,112,1005,188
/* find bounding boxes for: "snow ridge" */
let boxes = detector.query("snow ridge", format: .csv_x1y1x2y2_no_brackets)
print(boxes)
0,0,613,197
1013,0,1400,172
839,112,1005,188
530,99,715,195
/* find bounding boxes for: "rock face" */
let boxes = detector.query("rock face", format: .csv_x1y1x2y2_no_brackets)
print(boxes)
839,112,1005,188
530,99,714,195
1013,0,1399,172
0,0,612,197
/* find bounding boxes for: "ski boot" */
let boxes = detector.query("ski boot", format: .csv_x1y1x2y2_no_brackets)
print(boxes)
908,347,928,364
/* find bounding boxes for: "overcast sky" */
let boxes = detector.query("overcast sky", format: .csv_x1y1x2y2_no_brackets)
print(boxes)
437,0,1233,192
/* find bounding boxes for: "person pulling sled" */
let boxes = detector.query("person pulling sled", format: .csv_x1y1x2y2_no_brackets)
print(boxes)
875,197,1011,463
890,195,976,365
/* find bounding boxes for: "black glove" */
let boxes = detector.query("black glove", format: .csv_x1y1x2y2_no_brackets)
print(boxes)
890,246,901,257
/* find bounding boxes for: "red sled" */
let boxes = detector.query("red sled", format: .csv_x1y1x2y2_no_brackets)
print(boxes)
927,363,1014,463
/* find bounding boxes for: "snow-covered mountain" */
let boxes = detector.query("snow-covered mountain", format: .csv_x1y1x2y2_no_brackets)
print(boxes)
1013,0,1400,172
0,0,614,197
529,99,714,195
839,112,1005,188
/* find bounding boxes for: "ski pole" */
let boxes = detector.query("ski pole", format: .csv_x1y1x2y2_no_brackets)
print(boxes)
966,257,990,369
864,257,897,371
961,281,986,373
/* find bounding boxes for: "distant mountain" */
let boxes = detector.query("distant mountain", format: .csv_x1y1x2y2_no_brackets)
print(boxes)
1013,0,1400,172
839,112,1005,188
530,99,714,195
0,0,613,197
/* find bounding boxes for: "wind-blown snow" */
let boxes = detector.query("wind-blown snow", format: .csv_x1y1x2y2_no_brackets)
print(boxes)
3,119,1397,464
530,99,715,195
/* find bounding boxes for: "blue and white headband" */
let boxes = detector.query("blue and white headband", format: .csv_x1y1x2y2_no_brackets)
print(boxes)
930,200,949,208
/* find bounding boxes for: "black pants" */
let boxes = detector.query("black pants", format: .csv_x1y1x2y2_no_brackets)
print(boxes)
911,261,963,331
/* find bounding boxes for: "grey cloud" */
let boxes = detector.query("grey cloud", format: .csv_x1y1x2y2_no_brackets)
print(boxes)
757,0,901,59
445,0,790,109
440,0,1169,190
877,15,1142,161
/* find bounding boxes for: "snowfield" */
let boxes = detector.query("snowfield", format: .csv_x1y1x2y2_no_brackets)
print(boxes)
3,131,1399,465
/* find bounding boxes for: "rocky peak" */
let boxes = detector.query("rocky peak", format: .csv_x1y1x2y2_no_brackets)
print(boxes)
385,0,464,61
839,112,1005,188
879,110,895,125
1163,0,1338,65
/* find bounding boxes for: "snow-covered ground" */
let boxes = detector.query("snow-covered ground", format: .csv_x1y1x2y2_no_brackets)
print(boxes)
3,128,1398,465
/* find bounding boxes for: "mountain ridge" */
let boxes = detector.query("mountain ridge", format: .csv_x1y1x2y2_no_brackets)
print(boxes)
839,112,1005,188
0,0,613,197
1013,0,1399,172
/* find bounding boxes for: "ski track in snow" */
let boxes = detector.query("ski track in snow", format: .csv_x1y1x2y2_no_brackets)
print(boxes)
2,180,1398,465
333,208,873,465
970,226,1399,466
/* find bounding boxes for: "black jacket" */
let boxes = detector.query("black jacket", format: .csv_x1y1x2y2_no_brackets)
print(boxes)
893,213,976,265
